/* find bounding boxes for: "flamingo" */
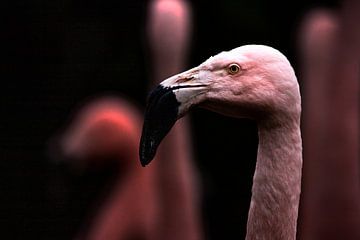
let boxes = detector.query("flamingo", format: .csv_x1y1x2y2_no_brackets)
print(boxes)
147,0,203,239
297,5,360,240
297,10,339,239
139,45,302,239
60,97,158,240
52,1,202,239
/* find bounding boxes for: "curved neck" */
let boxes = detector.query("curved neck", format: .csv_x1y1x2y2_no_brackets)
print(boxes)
246,116,302,240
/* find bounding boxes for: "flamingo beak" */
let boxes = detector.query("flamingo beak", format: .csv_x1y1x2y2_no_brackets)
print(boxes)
139,67,207,166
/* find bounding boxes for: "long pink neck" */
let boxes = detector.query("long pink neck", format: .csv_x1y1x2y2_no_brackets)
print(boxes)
246,116,302,240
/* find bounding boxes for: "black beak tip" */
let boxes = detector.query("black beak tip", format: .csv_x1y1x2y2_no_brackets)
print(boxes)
139,138,156,167
138,84,181,167
140,159,147,167
139,152,150,167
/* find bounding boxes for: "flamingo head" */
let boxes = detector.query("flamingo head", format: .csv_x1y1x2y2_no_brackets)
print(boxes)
140,45,300,166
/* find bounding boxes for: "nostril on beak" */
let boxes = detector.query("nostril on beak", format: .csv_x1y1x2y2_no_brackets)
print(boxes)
176,76,194,84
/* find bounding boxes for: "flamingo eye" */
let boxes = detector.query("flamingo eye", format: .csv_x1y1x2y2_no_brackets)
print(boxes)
228,64,241,75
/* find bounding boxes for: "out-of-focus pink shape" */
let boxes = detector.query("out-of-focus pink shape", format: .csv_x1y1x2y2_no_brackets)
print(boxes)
298,5,360,239
147,1,204,240
147,0,192,82
62,98,140,166
61,97,158,240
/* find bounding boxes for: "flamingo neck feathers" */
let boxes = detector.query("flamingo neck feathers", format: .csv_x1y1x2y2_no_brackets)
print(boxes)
246,114,303,240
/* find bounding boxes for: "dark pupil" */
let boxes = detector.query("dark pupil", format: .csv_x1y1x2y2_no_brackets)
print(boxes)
231,65,237,72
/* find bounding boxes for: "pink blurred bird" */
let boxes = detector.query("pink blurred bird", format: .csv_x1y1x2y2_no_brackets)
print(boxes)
147,0,204,239
53,1,203,240
298,3,360,240
60,97,158,240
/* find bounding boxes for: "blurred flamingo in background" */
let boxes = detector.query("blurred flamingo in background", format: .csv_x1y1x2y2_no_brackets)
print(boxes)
297,9,340,239
147,0,203,239
298,2,360,239
52,1,203,239
59,97,158,240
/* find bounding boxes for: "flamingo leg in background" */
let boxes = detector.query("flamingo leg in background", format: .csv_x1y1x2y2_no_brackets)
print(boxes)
298,2,360,239
147,1,203,240
60,98,157,240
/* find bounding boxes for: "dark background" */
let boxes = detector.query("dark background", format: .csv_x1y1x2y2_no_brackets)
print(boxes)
1,0,339,239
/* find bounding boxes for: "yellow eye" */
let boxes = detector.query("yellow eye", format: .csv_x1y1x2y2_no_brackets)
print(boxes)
228,64,241,74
